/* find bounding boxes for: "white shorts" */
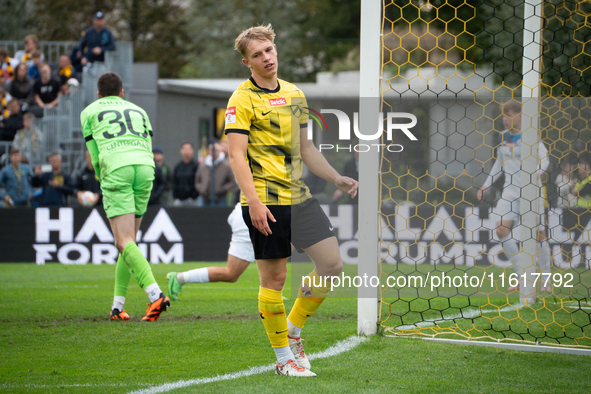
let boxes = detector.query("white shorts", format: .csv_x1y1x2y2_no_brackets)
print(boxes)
492,198,519,223
227,202,255,262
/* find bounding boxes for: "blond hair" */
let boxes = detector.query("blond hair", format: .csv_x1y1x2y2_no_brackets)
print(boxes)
24,34,39,45
234,24,275,58
23,112,36,121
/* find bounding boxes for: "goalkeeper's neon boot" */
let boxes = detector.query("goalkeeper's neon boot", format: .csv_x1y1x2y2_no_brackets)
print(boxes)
275,359,316,377
110,308,129,321
167,272,183,301
288,336,311,370
141,293,170,321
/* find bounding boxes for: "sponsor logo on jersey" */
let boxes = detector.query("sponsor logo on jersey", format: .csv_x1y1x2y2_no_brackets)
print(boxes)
269,98,287,106
226,106,236,124
501,131,521,147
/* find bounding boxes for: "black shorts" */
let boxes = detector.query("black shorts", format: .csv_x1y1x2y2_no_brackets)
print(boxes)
242,197,336,260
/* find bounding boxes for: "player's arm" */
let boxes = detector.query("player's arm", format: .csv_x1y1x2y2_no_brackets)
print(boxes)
79,34,88,59
300,126,358,198
538,141,549,183
477,159,502,201
227,132,275,236
103,30,116,52
80,112,101,179
34,93,44,107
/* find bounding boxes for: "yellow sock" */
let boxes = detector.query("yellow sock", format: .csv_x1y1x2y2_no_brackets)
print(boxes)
288,269,330,328
258,287,288,348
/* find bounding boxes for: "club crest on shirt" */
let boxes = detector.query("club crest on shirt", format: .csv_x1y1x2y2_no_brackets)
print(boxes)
290,105,302,117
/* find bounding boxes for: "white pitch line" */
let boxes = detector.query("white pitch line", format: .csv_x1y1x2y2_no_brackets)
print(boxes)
396,303,524,330
127,335,368,394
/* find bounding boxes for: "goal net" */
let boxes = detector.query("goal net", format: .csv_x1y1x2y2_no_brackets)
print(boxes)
374,0,591,348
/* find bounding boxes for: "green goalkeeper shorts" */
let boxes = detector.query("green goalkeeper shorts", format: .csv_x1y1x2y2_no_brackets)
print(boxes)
101,164,154,218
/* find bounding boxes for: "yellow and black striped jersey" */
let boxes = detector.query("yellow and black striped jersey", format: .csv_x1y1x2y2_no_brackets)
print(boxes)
225,77,311,206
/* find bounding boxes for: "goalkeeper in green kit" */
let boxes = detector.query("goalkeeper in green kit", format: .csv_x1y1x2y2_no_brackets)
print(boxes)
81,72,170,321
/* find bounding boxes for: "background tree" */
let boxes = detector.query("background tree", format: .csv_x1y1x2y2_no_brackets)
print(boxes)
0,0,33,41
2,0,360,80
180,0,360,82
110,0,192,78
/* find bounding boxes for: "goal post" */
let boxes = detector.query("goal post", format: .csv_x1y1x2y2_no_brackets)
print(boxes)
368,0,591,349
357,0,382,336
518,0,543,304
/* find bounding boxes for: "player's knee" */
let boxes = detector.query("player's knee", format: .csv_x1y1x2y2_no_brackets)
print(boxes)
115,238,135,254
115,240,127,254
330,259,343,277
318,258,342,278
269,273,287,288
226,271,240,283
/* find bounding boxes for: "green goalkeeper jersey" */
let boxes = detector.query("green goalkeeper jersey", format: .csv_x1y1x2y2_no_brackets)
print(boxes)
80,96,154,180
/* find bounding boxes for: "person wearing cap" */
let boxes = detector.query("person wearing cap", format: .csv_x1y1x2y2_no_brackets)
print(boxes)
79,12,116,66
0,148,34,207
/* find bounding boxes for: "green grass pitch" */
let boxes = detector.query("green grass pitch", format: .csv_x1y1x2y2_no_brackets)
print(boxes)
1,262,590,393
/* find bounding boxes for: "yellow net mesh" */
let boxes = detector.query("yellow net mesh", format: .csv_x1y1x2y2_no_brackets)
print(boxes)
379,0,591,347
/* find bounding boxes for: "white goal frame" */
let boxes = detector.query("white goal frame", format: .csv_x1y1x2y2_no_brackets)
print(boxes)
357,0,381,335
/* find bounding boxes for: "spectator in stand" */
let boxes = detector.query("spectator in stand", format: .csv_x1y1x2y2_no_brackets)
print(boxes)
0,87,8,119
149,161,167,206
75,150,101,207
60,78,79,97
79,12,116,68
572,161,591,209
27,51,42,82
70,45,83,73
12,112,44,166
0,148,34,207
303,169,330,204
195,141,238,206
556,161,578,209
33,64,60,113
0,99,24,141
53,55,78,85
0,47,17,81
8,63,34,109
32,152,75,206
14,34,44,68
172,142,199,206
153,147,172,205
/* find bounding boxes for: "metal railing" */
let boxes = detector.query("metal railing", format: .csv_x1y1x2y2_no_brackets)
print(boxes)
0,41,79,65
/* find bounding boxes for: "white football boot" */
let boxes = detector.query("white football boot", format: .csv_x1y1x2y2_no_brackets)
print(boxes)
275,359,316,377
288,336,311,370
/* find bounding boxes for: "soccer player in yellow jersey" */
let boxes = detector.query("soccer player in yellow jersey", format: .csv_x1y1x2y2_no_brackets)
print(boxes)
225,24,358,377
